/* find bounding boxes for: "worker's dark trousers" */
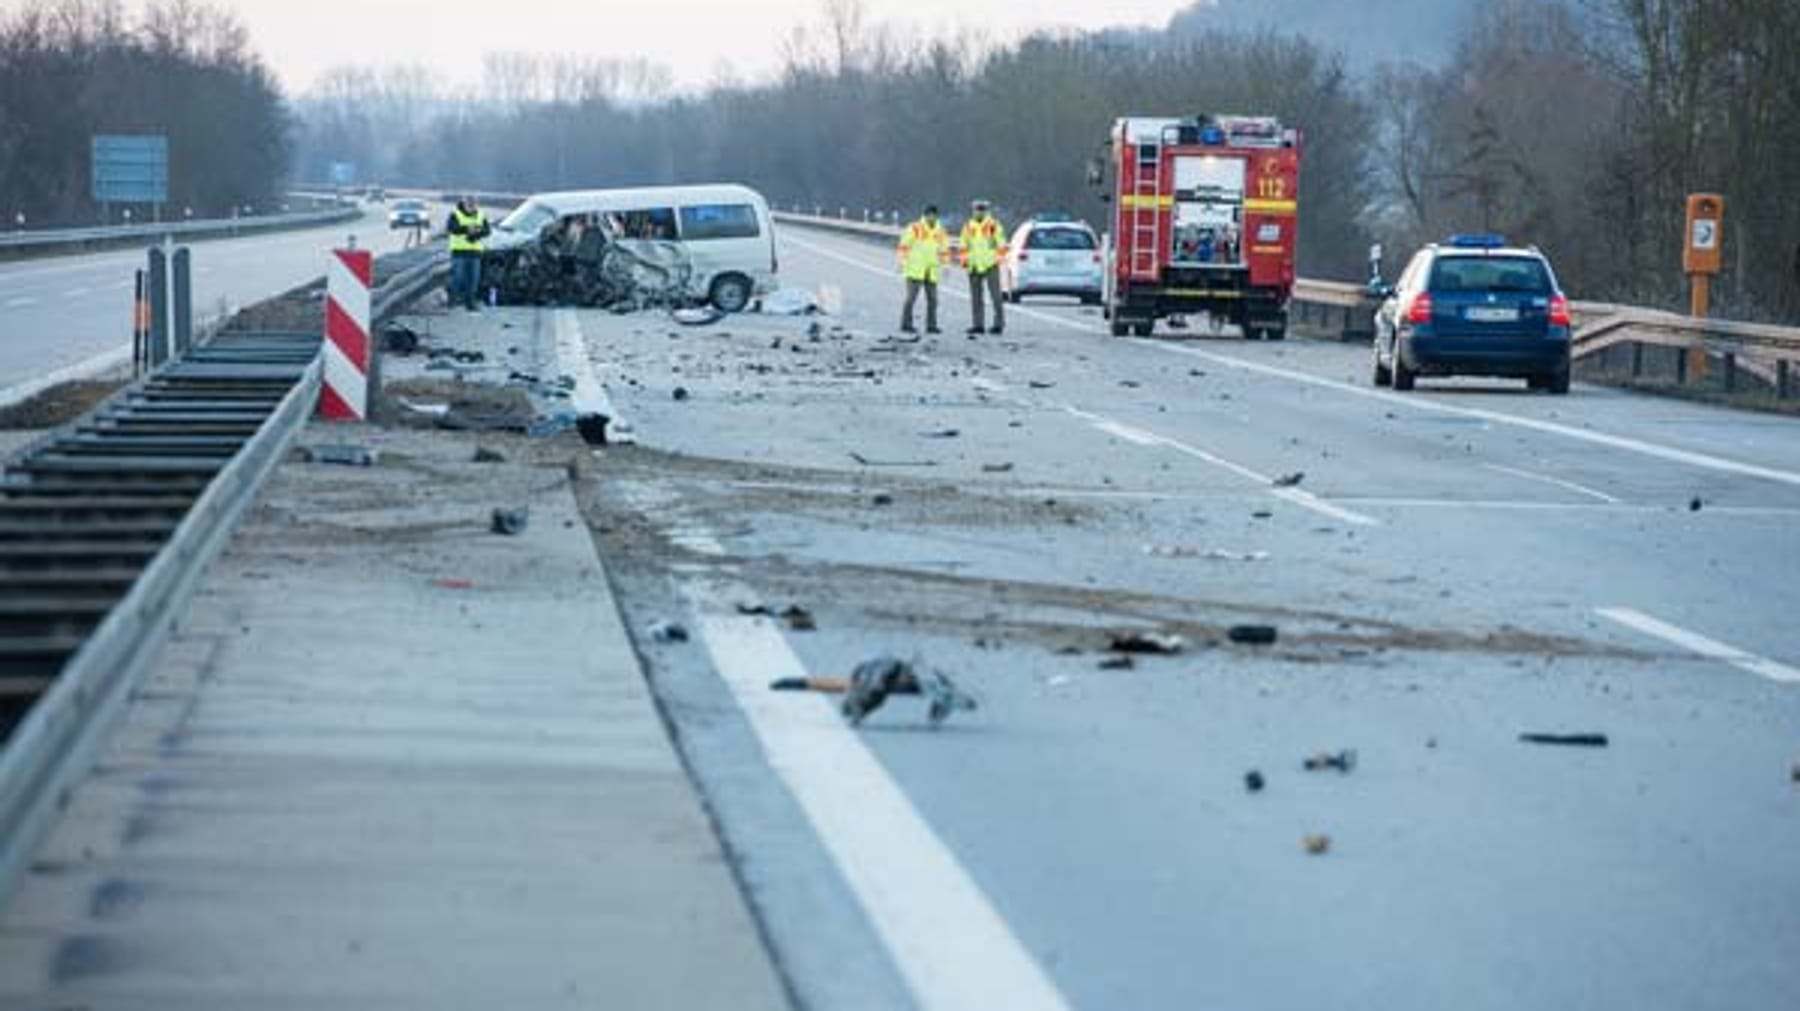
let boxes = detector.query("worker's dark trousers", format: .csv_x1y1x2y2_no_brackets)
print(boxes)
968,268,1003,331
901,277,938,331
449,252,483,310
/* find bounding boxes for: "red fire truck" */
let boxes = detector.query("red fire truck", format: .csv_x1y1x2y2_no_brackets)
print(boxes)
1098,114,1301,339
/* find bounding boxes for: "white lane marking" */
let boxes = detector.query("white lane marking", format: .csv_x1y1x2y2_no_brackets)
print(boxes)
684,578,1074,1011
0,344,131,410
1598,607,1800,684
786,228,1800,492
1332,496,1800,516
3,296,38,308
1063,405,1379,526
553,308,634,441
1482,463,1622,504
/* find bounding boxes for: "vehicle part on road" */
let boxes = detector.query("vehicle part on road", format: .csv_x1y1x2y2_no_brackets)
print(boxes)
382,322,422,354
1228,624,1280,645
1689,496,1704,512
1245,770,1266,793
870,492,895,506
472,447,506,463
1303,749,1358,774
673,306,724,326
781,605,817,631
301,443,379,467
841,658,978,728
647,620,690,644
1108,631,1187,655
1518,732,1609,747
490,507,530,536
673,386,690,402
769,676,850,693
1272,472,1305,487
1098,655,1137,671
851,452,938,467
758,288,820,315
1303,834,1332,856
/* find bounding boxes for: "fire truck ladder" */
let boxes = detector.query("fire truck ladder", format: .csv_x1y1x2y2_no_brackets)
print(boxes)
1127,136,1166,278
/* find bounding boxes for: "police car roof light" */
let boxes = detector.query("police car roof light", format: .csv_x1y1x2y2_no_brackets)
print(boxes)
1448,233,1507,249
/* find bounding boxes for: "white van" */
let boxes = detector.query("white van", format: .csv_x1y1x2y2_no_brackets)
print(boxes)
489,183,778,311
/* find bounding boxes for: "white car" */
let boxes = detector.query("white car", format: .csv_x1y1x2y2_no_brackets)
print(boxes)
1001,216,1104,304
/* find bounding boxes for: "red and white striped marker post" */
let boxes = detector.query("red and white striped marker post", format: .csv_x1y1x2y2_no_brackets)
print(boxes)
320,246,372,420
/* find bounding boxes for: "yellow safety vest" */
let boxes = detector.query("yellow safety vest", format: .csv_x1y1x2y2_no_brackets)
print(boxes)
897,218,950,282
449,207,488,254
959,215,1008,272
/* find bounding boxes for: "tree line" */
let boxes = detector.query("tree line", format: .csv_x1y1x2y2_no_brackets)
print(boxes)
0,0,288,227
292,0,1792,322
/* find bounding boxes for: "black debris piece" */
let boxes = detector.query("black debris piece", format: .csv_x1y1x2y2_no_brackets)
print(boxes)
1098,654,1136,671
1244,770,1265,793
473,447,506,463
1689,497,1704,512
672,386,690,402
576,413,611,445
921,428,961,439
647,621,689,644
381,322,421,354
1303,834,1332,856
1303,749,1357,773
453,350,487,365
1108,631,1186,655
1028,380,1056,389
780,605,817,632
851,452,937,467
982,462,1015,474
1252,509,1274,520
301,444,378,467
490,507,530,536
1272,472,1305,487
871,492,895,507
1519,732,1609,747
1228,624,1279,645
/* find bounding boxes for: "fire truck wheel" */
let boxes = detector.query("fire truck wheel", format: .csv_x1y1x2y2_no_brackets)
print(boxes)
1132,320,1154,338
1110,319,1130,337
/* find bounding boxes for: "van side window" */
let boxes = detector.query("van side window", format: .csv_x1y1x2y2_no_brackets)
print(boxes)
620,208,677,240
679,204,761,241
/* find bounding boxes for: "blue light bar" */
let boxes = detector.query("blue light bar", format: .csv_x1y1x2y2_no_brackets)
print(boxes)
1447,233,1507,248
1200,126,1225,145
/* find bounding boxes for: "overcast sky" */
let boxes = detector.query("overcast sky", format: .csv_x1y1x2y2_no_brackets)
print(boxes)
22,0,1196,95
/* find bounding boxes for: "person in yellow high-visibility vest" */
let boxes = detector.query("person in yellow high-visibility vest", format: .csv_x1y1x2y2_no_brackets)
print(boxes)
960,199,1008,336
446,195,491,311
896,204,950,334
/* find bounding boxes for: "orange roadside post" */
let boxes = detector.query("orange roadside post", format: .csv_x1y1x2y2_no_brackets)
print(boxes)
1682,193,1724,380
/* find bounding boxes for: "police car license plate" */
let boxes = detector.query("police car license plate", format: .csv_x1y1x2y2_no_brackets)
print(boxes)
1465,306,1520,322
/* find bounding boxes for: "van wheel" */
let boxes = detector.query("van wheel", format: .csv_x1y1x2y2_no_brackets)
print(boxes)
709,274,753,313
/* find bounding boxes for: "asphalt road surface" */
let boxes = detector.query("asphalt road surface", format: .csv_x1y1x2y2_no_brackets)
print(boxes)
568,222,1800,1010
0,205,420,395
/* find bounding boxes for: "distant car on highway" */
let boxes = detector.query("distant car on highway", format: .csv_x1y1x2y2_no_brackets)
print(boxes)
365,186,387,203
1001,215,1103,305
1371,234,1573,394
388,199,431,231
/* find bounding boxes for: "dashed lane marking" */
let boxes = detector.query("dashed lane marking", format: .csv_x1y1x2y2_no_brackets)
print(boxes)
1598,607,1800,684
1482,463,1622,504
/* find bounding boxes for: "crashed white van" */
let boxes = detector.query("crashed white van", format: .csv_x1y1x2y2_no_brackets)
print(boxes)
489,183,778,312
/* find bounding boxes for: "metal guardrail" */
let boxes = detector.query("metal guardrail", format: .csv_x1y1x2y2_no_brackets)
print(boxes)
0,205,360,258
0,256,439,904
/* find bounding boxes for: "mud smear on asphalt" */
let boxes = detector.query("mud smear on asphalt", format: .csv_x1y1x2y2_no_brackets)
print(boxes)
580,447,1644,666
0,379,126,429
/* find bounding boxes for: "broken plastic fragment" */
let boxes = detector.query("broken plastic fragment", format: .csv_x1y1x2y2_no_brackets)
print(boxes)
1107,631,1186,655
841,657,977,728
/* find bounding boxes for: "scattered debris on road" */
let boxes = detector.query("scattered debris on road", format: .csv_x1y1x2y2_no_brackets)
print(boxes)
770,676,848,692
1097,654,1136,671
780,605,817,631
1145,545,1271,562
1303,749,1358,774
1272,472,1306,487
1303,833,1332,856
870,492,895,506
982,462,1016,474
673,386,690,401
841,657,978,728
1519,732,1609,747
758,288,820,315
301,444,378,467
381,321,422,354
921,428,961,439
647,620,690,644
1244,770,1265,793
673,306,724,326
1228,624,1280,645
1108,631,1187,655
490,507,530,536
1689,496,1704,512
851,452,938,467
473,446,506,463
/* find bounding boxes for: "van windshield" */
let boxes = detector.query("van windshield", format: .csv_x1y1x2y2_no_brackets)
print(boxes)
499,200,558,236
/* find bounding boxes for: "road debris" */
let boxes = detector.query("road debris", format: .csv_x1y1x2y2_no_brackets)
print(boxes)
1519,732,1609,747
1244,770,1265,793
1303,749,1357,773
1228,624,1280,645
672,386,690,401
851,452,938,467
982,462,1016,474
381,322,421,354
432,578,475,591
780,605,817,631
489,507,530,536
1790,761,1799,784
841,657,978,728
770,676,849,692
1097,654,1136,671
647,621,690,644
758,288,820,315
1689,496,1704,512
673,306,724,326
301,444,378,467
1145,545,1270,562
1108,631,1187,655
921,428,961,439
1303,833,1332,856
871,492,895,506
1272,472,1305,487
472,446,506,463
1028,380,1056,389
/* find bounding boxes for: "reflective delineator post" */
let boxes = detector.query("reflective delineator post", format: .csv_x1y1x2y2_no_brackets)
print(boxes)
320,246,373,420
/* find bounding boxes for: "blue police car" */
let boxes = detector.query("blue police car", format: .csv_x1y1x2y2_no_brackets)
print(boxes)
1371,235,1573,394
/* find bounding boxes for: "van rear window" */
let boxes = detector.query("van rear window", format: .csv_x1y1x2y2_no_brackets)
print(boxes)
1430,255,1551,294
680,204,761,240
